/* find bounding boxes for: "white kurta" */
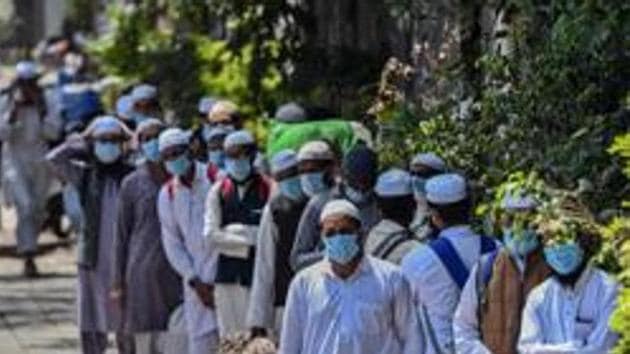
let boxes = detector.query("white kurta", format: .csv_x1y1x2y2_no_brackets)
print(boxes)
279,256,424,354
246,203,282,332
158,162,219,339
401,225,496,354
0,100,59,254
203,180,260,336
517,266,619,354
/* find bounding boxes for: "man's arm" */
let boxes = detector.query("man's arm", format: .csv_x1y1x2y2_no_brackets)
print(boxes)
46,137,88,186
393,275,426,354
289,197,325,271
158,188,196,282
110,177,135,293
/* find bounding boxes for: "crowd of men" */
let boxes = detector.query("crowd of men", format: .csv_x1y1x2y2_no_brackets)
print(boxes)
0,54,621,354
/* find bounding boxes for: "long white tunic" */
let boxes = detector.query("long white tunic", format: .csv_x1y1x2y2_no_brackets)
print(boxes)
517,266,619,354
279,256,424,354
246,203,279,330
401,225,495,354
158,162,219,338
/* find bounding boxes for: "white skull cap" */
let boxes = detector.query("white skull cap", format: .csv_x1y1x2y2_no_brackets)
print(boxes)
224,130,255,150
270,149,298,174
501,191,538,210
159,128,190,153
297,141,334,161
411,152,446,171
320,199,361,224
425,173,468,204
131,84,157,101
375,169,413,197
15,61,38,80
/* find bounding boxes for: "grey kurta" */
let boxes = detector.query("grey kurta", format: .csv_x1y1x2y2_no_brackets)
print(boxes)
111,165,182,333
0,104,56,254
46,139,130,332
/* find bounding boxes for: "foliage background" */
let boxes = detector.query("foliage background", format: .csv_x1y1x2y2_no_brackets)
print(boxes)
82,0,629,350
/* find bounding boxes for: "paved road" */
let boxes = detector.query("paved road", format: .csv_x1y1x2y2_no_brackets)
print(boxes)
0,208,116,354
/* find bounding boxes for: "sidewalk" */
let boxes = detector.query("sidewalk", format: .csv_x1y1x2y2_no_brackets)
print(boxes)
0,207,114,353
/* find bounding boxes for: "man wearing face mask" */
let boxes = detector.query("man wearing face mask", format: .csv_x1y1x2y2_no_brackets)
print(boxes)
296,140,336,199
110,119,182,354
129,84,160,129
247,149,308,338
157,128,220,354
47,115,134,354
280,199,423,354
207,100,242,130
1,61,59,277
290,144,380,272
365,169,421,265
409,152,446,240
518,203,619,353
203,129,271,337
115,94,136,131
453,191,551,354
401,173,498,354
204,126,231,182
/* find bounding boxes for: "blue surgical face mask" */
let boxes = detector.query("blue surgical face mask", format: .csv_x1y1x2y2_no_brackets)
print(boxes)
300,172,327,197
225,157,252,182
412,176,427,200
345,184,370,205
94,141,122,164
141,139,161,162
503,228,539,257
279,176,304,201
208,150,225,168
544,241,584,275
165,154,192,177
324,233,360,265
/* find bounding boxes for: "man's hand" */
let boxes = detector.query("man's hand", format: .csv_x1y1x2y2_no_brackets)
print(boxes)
109,286,124,302
189,278,215,308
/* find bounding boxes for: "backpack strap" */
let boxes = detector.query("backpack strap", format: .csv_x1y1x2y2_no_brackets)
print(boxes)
166,179,176,201
220,177,235,200
480,235,498,254
207,164,220,183
255,175,271,201
429,237,470,290
482,249,499,285
373,229,415,261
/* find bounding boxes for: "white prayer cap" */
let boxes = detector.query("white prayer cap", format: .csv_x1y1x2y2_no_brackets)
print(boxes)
86,115,131,139
297,141,334,162
501,192,538,211
426,173,468,205
209,100,239,123
131,84,157,101
320,199,361,224
159,128,190,152
198,97,216,115
375,169,413,197
224,130,255,150
116,95,134,118
270,149,298,174
15,61,38,80
411,152,446,171
136,118,164,134
275,102,306,123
